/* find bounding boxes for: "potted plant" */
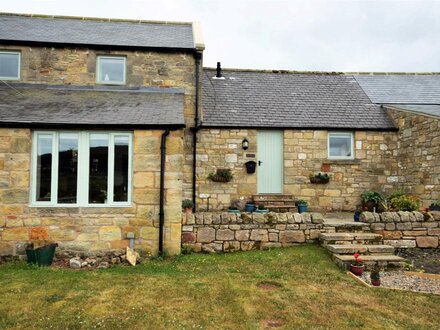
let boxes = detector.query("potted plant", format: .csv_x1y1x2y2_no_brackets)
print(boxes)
245,202,255,213
208,168,233,183
296,199,308,213
350,252,364,276
309,172,330,184
227,206,240,214
361,191,384,212
370,263,381,286
354,206,362,222
256,204,269,213
25,241,58,267
182,199,194,214
429,201,440,211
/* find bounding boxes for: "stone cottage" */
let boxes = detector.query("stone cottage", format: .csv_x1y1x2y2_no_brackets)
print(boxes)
0,13,204,257
0,12,439,258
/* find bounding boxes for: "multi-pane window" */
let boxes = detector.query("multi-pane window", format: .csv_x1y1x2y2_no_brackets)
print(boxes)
32,131,132,206
0,51,20,80
96,56,126,84
328,132,354,159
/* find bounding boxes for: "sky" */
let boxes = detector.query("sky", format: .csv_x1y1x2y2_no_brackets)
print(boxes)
1,0,440,72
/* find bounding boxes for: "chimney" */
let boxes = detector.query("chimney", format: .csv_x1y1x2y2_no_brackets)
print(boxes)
216,62,222,78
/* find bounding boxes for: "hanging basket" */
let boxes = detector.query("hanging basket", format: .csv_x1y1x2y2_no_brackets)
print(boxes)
310,176,330,184
210,175,231,183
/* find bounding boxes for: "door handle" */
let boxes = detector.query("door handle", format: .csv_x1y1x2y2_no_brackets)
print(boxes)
258,160,262,166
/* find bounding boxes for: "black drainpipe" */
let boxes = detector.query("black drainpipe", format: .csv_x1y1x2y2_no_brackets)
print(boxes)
191,52,202,211
158,128,170,256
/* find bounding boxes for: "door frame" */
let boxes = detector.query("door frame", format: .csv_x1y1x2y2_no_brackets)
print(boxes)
257,130,284,194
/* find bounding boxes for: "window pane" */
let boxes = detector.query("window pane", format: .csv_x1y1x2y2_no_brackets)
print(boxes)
98,57,125,83
89,134,108,204
0,53,19,78
36,134,52,201
58,133,78,204
114,136,129,202
329,134,352,157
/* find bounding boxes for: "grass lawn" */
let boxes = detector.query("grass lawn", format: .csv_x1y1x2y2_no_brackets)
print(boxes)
0,245,439,330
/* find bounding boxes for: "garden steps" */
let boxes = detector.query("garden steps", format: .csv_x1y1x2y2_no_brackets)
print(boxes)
326,244,395,255
252,194,297,213
319,232,383,245
332,254,405,270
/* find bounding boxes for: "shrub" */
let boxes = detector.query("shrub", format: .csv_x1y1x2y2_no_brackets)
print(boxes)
296,199,308,206
361,191,384,204
388,189,406,201
182,199,194,209
390,195,421,211
258,204,267,210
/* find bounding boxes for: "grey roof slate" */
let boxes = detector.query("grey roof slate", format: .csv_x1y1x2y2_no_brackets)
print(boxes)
202,69,396,130
0,84,185,127
0,14,195,50
354,75,440,104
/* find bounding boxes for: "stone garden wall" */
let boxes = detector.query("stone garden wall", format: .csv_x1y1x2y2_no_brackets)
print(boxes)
181,212,328,253
361,211,440,249
196,129,399,212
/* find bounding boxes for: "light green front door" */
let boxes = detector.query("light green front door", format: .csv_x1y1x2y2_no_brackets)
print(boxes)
257,130,283,194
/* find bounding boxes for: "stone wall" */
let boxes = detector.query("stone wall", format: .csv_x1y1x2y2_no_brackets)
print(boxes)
0,128,183,256
361,211,440,248
196,129,399,212
386,108,440,207
181,211,328,253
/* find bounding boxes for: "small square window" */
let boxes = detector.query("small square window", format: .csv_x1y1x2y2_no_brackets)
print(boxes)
97,56,126,85
328,132,354,159
0,51,20,80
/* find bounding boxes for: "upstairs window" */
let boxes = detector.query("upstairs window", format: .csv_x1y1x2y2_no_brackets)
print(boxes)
328,132,354,159
32,131,132,207
0,51,20,80
96,56,126,84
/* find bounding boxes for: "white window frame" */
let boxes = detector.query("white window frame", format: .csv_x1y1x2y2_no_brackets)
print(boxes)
96,56,126,85
0,51,21,80
30,131,133,207
327,132,354,160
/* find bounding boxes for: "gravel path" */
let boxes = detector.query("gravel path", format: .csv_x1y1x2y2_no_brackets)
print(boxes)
360,271,440,295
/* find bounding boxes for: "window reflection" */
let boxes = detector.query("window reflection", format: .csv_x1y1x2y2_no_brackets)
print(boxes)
114,136,129,202
89,134,108,204
58,133,78,204
36,134,52,201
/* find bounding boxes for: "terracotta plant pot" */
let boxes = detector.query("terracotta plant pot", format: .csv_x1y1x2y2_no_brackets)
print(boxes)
350,264,365,276
183,207,192,215
371,279,381,286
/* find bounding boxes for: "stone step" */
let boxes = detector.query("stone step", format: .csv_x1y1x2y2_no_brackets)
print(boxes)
254,199,295,204
332,253,405,270
267,206,298,213
319,232,383,242
326,244,395,255
253,194,293,201
323,221,370,233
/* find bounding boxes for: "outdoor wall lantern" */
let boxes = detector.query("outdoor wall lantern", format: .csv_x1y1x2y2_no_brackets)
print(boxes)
242,138,249,150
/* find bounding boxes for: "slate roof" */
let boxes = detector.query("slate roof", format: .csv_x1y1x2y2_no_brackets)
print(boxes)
387,104,440,117
0,13,195,50
0,84,185,128
202,69,396,130
354,75,440,104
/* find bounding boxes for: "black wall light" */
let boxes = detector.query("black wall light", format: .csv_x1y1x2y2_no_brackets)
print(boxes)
242,138,249,150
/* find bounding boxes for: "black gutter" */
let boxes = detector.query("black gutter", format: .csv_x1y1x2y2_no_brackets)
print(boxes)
0,39,198,54
158,128,171,256
191,52,202,211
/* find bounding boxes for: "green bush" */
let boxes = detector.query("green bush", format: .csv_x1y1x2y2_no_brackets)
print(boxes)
182,199,194,209
390,195,421,211
361,191,384,204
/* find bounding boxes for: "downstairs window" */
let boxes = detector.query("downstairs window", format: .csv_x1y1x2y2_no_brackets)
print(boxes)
328,132,354,159
31,131,132,207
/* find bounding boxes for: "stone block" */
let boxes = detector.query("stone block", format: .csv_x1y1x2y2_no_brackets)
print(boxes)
99,226,122,241
235,230,250,241
280,230,305,243
76,232,99,241
383,239,416,248
181,232,196,244
396,222,412,230
371,223,385,231
49,227,77,241
201,243,222,253
2,227,29,241
301,213,312,223
381,231,402,239
250,229,268,241
311,213,324,224
360,212,375,223
241,241,255,251
309,229,321,240
261,242,282,250
6,218,23,227
223,241,240,252
197,227,215,243
268,233,278,242
0,242,14,255
216,229,234,241
412,212,424,222
402,230,427,237
385,223,396,231
428,228,440,236
416,236,439,248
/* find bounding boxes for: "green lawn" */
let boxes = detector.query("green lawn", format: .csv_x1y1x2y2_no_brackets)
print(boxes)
0,245,439,330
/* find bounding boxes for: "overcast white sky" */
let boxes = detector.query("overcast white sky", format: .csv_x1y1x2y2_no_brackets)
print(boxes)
1,0,440,72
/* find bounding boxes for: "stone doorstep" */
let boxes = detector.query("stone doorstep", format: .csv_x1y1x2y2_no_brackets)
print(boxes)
333,254,405,263
326,244,395,255
319,232,383,242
